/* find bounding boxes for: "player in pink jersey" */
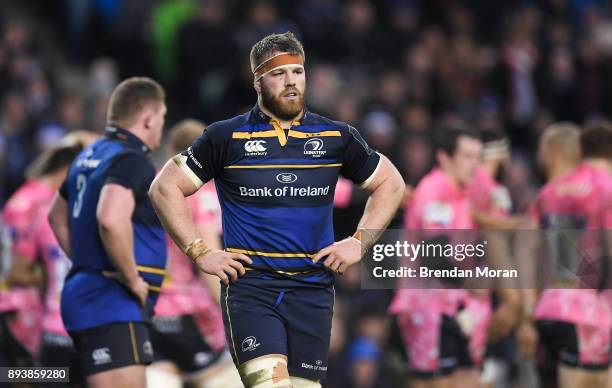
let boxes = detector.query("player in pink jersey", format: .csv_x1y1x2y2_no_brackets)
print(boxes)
147,119,243,388
389,125,491,388
0,142,83,369
527,122,612,388
466,129,523,388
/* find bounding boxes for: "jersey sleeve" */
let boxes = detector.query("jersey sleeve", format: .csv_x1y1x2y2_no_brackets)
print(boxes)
174,124,226,189
489,186,512,217
104,152,154,199
340,125,381,187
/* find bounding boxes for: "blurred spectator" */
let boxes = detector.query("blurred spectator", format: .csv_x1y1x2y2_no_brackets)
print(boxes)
87,57,118,98
296,0,342,60
236,1,301,52
151,0,198,81
361,110,398,159
332,0,394,64
176,0,240,121
0,92,31,201
536,46,581,122
400,103,431,134
307,63,343,115
399,134,433,185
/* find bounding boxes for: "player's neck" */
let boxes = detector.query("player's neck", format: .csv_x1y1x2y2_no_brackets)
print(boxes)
441,168,464,191
257,101,303,129
548,162,575,180
124,125,154,151
583,158,611,173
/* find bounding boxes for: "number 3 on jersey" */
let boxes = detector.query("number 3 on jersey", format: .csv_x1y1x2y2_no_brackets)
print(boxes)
72,173,87,218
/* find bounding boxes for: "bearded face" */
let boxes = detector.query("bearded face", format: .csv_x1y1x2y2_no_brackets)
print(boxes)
258,65,306,121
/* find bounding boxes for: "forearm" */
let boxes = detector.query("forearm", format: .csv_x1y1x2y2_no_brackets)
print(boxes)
150,181,202,252
99,222,139,282
472,212,527,230
356,171,404,248
497,288,521,318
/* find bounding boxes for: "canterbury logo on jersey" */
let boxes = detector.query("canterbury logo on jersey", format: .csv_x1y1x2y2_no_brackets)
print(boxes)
244,140,267,155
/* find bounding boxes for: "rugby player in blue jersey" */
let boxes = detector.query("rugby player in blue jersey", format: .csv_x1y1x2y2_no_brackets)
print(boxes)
149,32,405,388
49,77,167,388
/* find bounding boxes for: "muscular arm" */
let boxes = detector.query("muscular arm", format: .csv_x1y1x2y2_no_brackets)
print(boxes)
356,155,406,247
48,193,71,257
314,155,405,273
97,184,139,284
149,158,251,284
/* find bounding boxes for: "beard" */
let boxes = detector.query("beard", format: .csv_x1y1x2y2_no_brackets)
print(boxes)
261,83,305,121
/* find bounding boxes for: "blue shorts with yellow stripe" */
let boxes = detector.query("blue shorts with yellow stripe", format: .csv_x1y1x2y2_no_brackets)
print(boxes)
221,275,334,381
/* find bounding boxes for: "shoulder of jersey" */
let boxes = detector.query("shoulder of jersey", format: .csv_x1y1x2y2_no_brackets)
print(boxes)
204,112,252,139
113,147,155,173
306,111,352,133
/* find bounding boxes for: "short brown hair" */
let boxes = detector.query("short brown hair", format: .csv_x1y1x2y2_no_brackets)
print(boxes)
539,122,581,162
168,119,206,153
107,77,165,127
249,32,305,73
581,121,612,159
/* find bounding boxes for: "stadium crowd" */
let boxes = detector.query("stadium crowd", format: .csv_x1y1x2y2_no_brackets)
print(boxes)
1,0,612,387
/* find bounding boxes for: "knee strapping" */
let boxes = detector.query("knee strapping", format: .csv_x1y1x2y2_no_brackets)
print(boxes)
238,356,291,388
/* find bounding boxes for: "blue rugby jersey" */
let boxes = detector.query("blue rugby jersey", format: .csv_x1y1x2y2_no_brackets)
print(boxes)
176,105,380,286
59,126,167,331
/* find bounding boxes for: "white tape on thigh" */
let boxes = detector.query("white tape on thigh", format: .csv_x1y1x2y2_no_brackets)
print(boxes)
238,356,291,388
290,376,321,388
146,367,182,388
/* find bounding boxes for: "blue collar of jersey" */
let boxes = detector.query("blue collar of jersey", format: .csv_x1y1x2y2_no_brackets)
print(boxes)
104,125,150,153
250,104,309,125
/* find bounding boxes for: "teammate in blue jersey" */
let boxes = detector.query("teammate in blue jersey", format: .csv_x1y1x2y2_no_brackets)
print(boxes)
48,77,167,388
149,32,405,388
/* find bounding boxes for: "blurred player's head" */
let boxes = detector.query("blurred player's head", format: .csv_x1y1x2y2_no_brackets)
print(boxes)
166,118,206,158
480,128,510,180
538,122,581,179
250,32,306,121
581,121,612,164
107,77,167,150
26,143,83,187
61,130,100,149
435,125,482,187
